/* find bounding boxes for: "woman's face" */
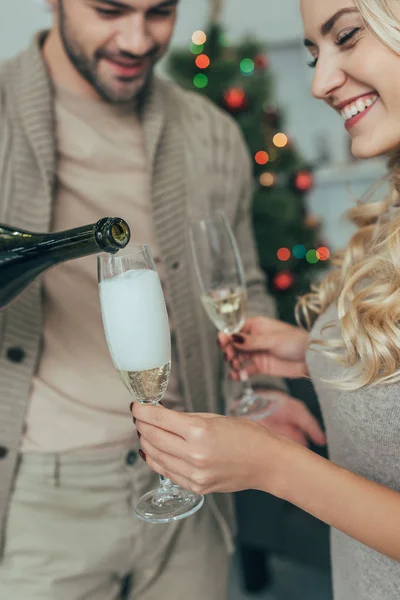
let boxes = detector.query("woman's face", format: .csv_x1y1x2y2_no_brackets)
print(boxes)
301,0,400,158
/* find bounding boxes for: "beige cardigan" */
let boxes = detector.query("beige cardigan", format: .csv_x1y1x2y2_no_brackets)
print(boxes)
0,35,286,552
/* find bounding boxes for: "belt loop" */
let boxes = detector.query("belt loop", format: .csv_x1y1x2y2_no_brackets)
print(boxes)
54,454,60,488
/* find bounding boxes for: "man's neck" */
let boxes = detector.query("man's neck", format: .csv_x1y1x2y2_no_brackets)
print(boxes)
42,29,102,101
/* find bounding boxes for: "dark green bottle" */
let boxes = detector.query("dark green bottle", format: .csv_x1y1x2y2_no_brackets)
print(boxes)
0,217,130,310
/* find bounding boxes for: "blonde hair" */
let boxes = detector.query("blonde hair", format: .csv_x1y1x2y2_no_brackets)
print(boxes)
297,0,400,390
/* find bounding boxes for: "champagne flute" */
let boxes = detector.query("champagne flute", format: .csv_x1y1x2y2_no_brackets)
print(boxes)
98,246,204,523
189,211,278,420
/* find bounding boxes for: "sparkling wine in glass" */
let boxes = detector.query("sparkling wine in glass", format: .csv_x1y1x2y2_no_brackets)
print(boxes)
98,246,204,523
189,211,278,420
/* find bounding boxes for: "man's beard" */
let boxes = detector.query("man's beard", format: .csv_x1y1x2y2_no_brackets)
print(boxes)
57,0,157,105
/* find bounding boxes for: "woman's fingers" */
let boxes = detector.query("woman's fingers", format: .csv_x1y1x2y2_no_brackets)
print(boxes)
141,453,200,493
132,403,189,438
139,437,210,494
136,421,186,456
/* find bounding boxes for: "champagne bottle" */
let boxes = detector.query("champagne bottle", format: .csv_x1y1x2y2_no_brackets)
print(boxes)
0,217,130,311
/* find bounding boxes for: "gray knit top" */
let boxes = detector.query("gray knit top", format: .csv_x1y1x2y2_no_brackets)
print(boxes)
307,303,400,599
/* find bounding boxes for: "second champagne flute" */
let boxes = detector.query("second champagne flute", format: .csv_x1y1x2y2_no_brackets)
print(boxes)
189,211,278,420
98,246,204,523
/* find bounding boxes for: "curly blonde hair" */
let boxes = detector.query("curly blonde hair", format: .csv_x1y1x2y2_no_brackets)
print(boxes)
296,0,400,390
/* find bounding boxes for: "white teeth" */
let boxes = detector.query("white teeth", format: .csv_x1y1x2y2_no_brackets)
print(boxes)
340,95,378,122
356,99,365,112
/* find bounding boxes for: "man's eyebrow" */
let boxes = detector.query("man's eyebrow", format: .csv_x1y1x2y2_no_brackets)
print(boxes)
92,0,178,10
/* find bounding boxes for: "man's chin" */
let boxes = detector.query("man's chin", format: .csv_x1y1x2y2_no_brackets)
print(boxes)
97,70,151,104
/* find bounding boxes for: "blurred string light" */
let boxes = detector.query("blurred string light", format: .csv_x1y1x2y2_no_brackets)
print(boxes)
192,30,207,45
259,172,276,187
240,58,255,76
316,246,330,261
255,150,269,165
294,170,313,192
223,88,248,111
306,250,318,264
277,246,330,263
277,248,291,261
196,54,210,69
273,133,288,148
193,74,208,88
190,43,204,55
292,244,306,259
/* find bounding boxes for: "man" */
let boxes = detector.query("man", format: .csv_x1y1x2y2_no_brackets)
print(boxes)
0,1,325,598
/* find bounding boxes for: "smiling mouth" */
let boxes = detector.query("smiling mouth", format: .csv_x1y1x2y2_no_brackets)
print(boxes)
339,93,379,123
103,58,147,79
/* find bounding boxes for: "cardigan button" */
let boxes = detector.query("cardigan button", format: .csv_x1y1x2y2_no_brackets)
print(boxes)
6,347,26,364
125,450,138,466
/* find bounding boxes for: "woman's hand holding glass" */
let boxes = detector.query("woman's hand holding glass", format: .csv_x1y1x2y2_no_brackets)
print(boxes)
219,316,310,381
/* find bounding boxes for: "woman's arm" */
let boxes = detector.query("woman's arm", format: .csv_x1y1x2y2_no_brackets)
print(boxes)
273,440,400,562
133,404,400,563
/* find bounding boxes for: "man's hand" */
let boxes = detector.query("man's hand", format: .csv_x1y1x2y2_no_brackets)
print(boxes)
256,389,326,448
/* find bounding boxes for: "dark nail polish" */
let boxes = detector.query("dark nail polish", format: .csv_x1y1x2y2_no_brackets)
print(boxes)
232,334,245,344
139,449,146,462
129,402,134,412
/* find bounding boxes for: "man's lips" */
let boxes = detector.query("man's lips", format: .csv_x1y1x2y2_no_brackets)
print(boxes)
103,57,147,78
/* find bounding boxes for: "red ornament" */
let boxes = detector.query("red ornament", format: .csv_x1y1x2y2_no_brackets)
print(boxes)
273,271,294,292
254,54,269,70
222,87,248,112
294,170,314,193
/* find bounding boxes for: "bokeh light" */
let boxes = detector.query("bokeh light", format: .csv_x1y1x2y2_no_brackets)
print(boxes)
240,58,255,75
316,246,331,261
190,43,204,55
277,247,291,261
195,54,210,69
192,31,207,45
306,250,319,264
259,172,276,187
292,245,307,259
193,74,208,89
255,151,269,165
273,133,288,148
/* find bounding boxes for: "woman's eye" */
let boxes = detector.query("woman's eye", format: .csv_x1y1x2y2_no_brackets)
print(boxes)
336,27,361,46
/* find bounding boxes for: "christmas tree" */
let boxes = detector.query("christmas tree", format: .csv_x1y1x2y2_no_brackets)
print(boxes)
168,3,330,324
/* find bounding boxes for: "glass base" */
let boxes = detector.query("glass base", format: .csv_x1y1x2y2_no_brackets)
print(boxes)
229,391,279,420
135,485,205,524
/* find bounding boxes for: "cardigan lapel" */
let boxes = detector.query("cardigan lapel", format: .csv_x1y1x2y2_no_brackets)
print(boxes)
142,79,210,413
8,33,56,232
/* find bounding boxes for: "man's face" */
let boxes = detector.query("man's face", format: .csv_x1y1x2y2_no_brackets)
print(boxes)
52,0,179,104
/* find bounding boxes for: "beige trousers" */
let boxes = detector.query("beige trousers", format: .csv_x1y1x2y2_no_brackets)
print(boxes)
0,447,230,600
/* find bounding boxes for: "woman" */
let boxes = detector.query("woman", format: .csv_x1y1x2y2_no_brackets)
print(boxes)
133,1,400,598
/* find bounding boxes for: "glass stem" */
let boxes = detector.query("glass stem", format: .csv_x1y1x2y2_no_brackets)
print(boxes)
239,369,255,399
159,476,174,491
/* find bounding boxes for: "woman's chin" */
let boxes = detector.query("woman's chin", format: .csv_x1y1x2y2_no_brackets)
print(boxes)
350,132,400,160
